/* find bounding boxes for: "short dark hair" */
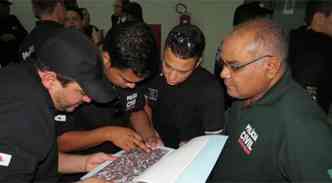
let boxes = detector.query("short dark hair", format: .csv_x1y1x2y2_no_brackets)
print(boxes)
233,1,273,26
305,0,332,25
165,24,205,60
103,21,157,78
66,6,83,20
122,2,144,22
31,0,63,18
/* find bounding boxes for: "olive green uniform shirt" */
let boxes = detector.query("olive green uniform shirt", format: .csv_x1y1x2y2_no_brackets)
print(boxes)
209,69,332,182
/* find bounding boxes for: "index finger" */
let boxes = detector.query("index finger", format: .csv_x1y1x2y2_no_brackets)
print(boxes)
131,137,150,152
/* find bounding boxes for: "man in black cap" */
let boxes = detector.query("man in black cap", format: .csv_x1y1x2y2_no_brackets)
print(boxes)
57,23,160,182
19,0,66,62
0,0,27,67
0,28,114,183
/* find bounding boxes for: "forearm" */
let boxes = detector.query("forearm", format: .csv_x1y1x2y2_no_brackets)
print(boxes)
144,101,153,122
58,152,87,174
57,128,110,152
130,110,156,140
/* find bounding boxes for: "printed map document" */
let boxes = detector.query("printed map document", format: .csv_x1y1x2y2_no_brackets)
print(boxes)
81,135,228,183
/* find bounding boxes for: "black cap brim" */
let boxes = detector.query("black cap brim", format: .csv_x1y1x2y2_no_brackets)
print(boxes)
80,77,117,103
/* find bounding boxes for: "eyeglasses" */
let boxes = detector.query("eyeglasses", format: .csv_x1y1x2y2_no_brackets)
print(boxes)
220,55,273,72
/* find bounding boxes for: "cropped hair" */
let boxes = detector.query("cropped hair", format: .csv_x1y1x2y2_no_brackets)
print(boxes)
103,21,157,78
122,2,144,22
66,6,83,20
233,1,273,26
165,24,205,60
31,0,63,18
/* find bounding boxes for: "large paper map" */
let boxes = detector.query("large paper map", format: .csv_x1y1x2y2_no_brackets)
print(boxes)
87,148,172,183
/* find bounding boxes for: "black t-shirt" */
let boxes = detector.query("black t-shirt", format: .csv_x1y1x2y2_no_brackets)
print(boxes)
208,69,332,182
0,63,58,183
145,67,225,148
288,26,332,113
19,20,64,62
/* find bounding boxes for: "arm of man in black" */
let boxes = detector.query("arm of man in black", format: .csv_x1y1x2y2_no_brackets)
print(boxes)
119,86,161,148
0,100,58,183
203,81,225,135
57,102,149,153
178,81,225,146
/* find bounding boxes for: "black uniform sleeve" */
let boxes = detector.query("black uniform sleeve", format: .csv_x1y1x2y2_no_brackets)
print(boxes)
142,75,160,108
0,101,43,182
118,87,146,113
202,82,225,133
0,144,37,183
278,118,332,181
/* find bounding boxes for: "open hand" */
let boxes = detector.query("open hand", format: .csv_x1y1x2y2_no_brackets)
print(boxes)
85,152,116,172
104,127,150,152
144,135,163,149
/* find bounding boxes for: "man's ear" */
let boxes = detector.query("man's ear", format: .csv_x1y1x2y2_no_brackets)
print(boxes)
38,70,57,89
265,57,281,79
102,51,111,69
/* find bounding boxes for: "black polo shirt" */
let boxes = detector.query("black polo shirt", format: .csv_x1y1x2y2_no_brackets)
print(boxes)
56,85,146,154
19,20,64,62
208,69,332,182
145,67,225,148
0,63,58,183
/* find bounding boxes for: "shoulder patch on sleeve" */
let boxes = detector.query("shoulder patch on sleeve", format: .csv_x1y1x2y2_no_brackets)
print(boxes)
0,152,12,167
54,114,67,122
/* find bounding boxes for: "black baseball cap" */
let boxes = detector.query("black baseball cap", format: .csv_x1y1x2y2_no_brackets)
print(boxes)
36,29,115,103
0,0,12,5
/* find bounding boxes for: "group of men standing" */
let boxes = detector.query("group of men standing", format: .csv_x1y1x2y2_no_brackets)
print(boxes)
1,0,332,183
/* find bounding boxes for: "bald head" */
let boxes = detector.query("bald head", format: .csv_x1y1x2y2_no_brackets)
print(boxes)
226,18,288,66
